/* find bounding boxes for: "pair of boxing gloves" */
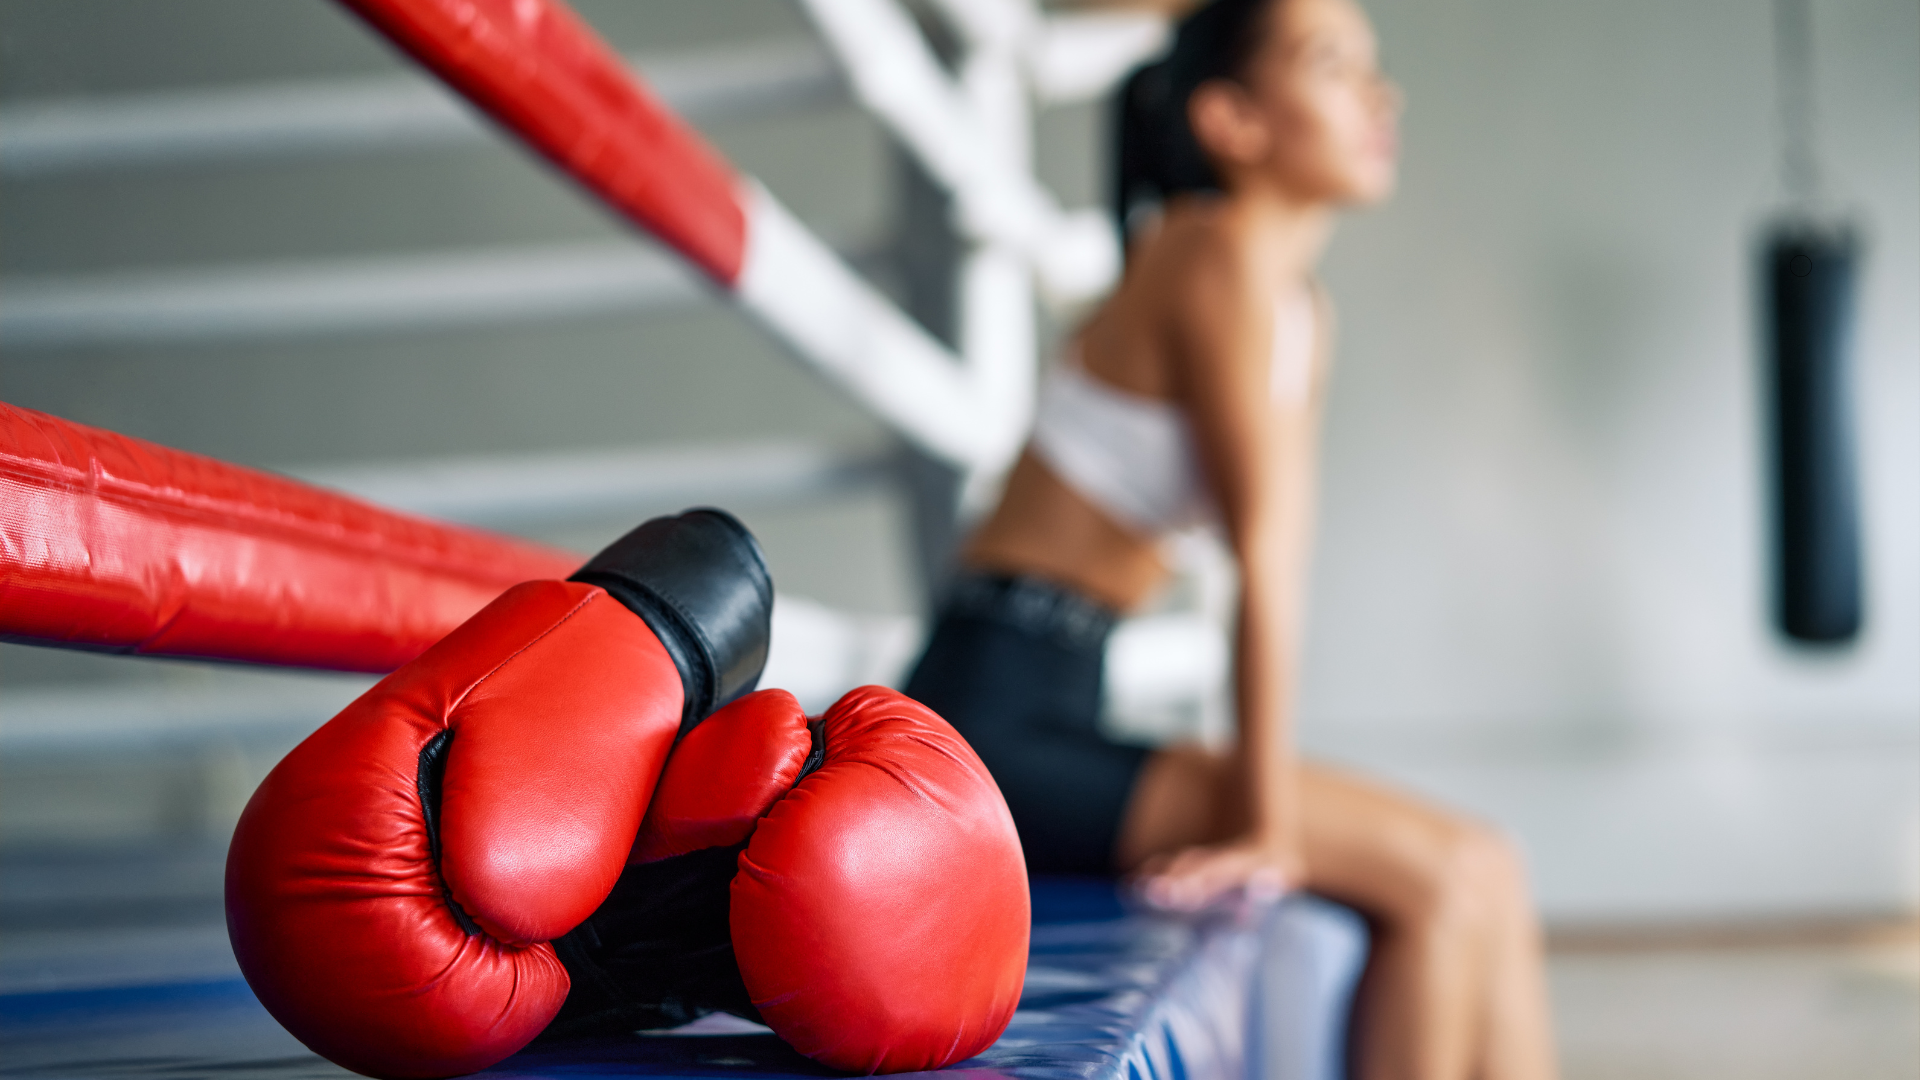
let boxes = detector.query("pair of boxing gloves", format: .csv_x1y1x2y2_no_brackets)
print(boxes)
225,510,1029,1079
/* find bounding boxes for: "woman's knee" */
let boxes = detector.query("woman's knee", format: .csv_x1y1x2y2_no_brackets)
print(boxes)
1393,818,1531,933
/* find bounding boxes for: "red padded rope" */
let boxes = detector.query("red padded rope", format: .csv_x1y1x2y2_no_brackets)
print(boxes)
338,0,748,284
0,404,580,672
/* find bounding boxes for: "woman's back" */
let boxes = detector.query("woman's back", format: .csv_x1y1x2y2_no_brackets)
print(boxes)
965,199,1319,612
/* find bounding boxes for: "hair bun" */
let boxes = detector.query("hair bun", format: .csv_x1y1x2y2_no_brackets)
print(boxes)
1110,0,1276,242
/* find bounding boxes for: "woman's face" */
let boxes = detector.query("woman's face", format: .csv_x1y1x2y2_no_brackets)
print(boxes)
1211,0,1401,206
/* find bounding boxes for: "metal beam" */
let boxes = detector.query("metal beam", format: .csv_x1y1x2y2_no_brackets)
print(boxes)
0,235,895,351
288,439,894,529
0,242,704,349
0,39,842,177
0,679,374,756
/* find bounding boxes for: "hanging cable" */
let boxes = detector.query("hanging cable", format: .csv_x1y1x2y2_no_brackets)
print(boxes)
1773,0,1821,208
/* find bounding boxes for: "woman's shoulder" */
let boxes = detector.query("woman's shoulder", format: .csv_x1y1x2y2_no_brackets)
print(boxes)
1132,200,1273,316
1085,199,1288,396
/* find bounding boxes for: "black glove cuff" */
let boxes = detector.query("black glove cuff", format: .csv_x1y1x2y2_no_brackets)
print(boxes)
570,508,773,733
544,843,760,1039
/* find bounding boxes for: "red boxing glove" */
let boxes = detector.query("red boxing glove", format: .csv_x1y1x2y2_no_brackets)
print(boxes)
225,510,772,1079
545,686,1030,1074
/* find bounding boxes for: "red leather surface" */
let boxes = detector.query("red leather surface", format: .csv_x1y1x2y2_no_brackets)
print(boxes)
226,581,683,1079
732,686,1030,1074
629,688,812,864
0,403,579,672
337,0,747,285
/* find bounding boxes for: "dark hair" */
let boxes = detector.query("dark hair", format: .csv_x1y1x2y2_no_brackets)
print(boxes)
1113,0,1277,239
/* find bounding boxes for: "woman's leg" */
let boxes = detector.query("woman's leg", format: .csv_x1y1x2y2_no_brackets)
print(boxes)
1114,752,1557,1080
1466,803,1557,1080
1297,764,1556,1080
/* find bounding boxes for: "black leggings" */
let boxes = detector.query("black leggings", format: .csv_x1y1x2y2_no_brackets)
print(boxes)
902,573,1149,876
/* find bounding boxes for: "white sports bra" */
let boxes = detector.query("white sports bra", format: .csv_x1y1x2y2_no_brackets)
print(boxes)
1030,288,1316,536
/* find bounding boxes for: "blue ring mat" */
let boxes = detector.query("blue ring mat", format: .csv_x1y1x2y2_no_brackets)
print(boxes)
1,878,1366,1080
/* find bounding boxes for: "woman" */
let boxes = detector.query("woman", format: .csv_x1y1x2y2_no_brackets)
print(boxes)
902,0,1558,1076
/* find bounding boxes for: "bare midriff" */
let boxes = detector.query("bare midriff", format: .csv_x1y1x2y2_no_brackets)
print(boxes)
960,234,1191,616
961,449,1172,614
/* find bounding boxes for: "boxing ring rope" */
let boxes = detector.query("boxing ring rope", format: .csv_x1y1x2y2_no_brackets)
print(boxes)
0,402,577,671
2,0,1218,725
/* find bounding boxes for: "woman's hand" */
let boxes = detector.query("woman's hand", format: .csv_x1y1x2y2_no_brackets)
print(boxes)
1130,831,1305,913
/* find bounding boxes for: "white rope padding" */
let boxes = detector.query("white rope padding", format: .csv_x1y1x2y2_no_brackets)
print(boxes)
737,182,1024,470
796,0,1154,307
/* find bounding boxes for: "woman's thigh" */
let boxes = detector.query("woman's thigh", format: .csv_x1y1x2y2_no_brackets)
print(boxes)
1115,745,1242,869
1297,763,1516,927
1118,751,1523,921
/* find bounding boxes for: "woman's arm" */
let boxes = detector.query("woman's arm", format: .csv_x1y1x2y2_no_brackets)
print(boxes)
1133,229,1321,907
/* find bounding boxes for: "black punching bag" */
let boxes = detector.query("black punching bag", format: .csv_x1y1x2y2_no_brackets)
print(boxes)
1762,0,1863,645
1765,224,1863,644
